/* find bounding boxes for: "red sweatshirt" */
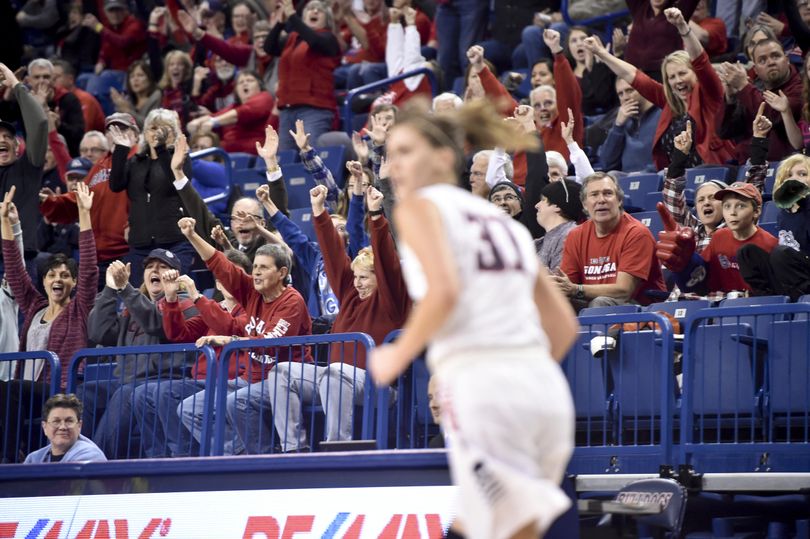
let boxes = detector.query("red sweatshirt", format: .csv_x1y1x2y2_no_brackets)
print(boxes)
39,151,132,262
342,15,387,63
478,66,528,186
216,91,278,154
98,15,147,71
206,250,313,366
539,53,583,162
314,212,411,370
72,88,105,132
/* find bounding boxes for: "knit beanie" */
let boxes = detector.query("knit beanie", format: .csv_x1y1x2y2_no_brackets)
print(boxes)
542,180,585,222
488,181,524,211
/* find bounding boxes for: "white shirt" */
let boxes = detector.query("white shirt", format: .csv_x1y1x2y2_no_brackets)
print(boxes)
400,184,548,369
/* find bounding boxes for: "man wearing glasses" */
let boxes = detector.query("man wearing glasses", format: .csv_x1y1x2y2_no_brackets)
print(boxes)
25,394,106,463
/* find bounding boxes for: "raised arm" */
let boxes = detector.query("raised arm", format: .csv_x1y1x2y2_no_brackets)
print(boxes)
1,187,43,311
367,186,409,314
763,89,802,151
311,185,355,300
583,36,637,84
293,120,339,210
1,64,47,167
662,123,698,228
665,8,704,60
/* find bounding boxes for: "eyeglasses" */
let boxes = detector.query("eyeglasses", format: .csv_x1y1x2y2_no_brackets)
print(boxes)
230,214,263,222
80,146,107,154
47,418,79,428
491,194,519,204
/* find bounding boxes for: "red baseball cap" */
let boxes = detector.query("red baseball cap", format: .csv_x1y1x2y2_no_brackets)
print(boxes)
714,182,762,207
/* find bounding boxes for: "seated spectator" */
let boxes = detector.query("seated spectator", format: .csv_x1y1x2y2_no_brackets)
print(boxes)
187,70,277,154
535,179,584,270
265,0,342,151
78,130,110,164
82,0,147,74
36,158,91,262
191,55,236,113
529,30,583,161
427,375,444,448
566,27,618,116
718,38,803,162
109,109,210,280
598,78,662,173
27,58,85,156
488,180,523,220
658,182,777,296
24,394,106,463
555,172,666,310
624,0,701,81
109,61,162,129
151,50,197,125
52,60,105,133
55,4,100,75
1,182,97,390
228,2,257,46
690,0,728,58
268,184,410,452
133,255,251,457
334,0,388,89
432,92,463,113
82,249,198,459
39,113,138,290
0,63,48,275
585,8,734,170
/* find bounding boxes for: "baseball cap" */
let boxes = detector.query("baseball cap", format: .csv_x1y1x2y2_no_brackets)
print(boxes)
66,157,92,178
142,248,182,271
0,120,15,137
104,0,128,11
105,112,138,131
714,182,763,207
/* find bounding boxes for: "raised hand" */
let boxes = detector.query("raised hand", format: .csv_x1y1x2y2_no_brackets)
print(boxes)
611,27,627,57
193,66,210,84
379,155,391,180
403,7,417,25
0,63,20,89
655,202,696,273
543,29,562,54
351,131,369,163
108,125,132,148
178,217,197,238
560,108,575,145
82,13,101,29
752,101,773,138
161,269,181,302
75,181,93,212
176,9,203,38
108,260,131,290
177,275,201,302
514,104,536,133
171,133,188,172
289,119,311,151
0,185,15,220
255,124,279,162
210,224,233,249
583,36,608,58
466,45,485,74
366,185,384,213
673,121,693,154
368,113,388,146
762,90,789,113
310,184,328,214
664,7,687,33
389,7,401,22
755,11,785,35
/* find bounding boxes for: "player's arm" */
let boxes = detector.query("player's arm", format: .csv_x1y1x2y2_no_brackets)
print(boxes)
534,265,579,362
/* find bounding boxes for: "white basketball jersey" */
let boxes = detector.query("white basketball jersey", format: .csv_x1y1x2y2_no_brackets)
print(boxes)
400,184,549,368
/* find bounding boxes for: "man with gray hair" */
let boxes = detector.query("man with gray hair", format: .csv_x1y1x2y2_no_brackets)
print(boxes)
78,131,110,165
432,92,463,113
553,172,666,310
469,149,514,199
26,58,85,155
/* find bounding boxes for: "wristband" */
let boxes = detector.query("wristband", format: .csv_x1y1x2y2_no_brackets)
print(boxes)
368,208,384,216
679,27,691,36
574,284,585,300
210,117,220,129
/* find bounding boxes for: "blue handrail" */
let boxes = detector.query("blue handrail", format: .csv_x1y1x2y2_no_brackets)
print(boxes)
0,351,62,395
343,68,439,134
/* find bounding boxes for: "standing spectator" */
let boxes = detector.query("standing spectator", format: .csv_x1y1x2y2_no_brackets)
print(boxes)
152,50,197,126
110,61,162,129
229,2,257,45
585,8,734,169
82,0,147,74
0,63,48,274
689,0,728,58
1,182,97,390
535,179,584,270
52,60,105,133
433,0,489,86
480,1,562,73
24,394,106,463
78,131,110,164
334,0,388,89
265,0,342,150
555,172,666,309
566,28,618,116
717,0,765,40
27,58,85,156
379,7,433,107
55,4,100,74
598,79,662,172
783,0,810,55
187,71,277,154
718,38,803,162
625,0,700,80
108,110,201,281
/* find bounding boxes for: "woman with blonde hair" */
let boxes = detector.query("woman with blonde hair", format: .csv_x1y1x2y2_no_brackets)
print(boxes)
150,48,196,124
367,98,578,539
585,7,734,169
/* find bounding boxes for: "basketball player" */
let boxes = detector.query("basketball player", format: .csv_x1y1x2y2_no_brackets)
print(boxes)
368,101,579,539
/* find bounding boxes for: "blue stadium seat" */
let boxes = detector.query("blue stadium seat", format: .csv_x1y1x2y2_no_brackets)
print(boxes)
318,145,346,187
231,168,264,197
619,173,662,212
631,210,665,240
283,163,319,209
685,167,732,192
761,200,778,223
643,191,663,212
191,160,231,222
289,207,317,241
229,153,255,170
276,149,298,166
645,300,712,325
737,161,779,188
759,221,778,236
561,330,613,446
718,296,789,340
766,320,810,446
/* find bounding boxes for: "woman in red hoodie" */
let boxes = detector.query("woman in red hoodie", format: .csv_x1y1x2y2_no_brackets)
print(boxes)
585,7,735,169
264,0,342,151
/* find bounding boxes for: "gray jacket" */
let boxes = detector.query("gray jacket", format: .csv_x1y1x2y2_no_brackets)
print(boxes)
87,284,198,383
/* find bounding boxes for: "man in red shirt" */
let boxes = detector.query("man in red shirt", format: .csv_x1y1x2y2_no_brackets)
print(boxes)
51,60,105,133
82,0,147,73
555,172,667,310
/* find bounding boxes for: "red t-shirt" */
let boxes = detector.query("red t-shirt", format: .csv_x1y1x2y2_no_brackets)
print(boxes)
561,213,667,306
701,227,778,293
698,17,728,57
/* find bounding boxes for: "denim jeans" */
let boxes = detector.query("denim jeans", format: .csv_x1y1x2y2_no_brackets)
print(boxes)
435,0,489,87
132,378,207,457
478,40,528,73
278,107,335,151
521,23,570,69
180,378,248,455
87,382,144,459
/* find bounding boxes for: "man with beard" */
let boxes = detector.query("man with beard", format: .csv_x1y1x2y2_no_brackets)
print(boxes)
718,38,802,162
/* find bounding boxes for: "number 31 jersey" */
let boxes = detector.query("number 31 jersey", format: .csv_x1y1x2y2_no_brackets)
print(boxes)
400,184,549,365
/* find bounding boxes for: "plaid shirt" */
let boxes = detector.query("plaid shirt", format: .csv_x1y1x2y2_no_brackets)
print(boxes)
300,147,339,212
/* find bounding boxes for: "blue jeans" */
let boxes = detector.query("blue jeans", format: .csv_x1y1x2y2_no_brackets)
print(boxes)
521,23,570,68
435,0,489,87
127,240,196,288
132,378,207,457
86,381,144,459
180,378,248,455
479,40,528,73
278,107,335,151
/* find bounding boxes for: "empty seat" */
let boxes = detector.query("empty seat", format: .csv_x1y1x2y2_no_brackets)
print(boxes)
619,173,662,212
761,200,778,223
631,210,665,239
685,166,732,192
718,295,789,340
228,153,255,170
643,191,663,212
231,168,264,197
645,300,712,326
766,320,810,444
561,330,613,446
283,163,319,209
318,145,346,187
277,149,298,166
289,207,317,241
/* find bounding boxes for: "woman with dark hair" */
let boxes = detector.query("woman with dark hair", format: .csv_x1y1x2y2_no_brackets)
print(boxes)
565,27,617,116
110,60,162,128
187,70,277,154
264,0,341,150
